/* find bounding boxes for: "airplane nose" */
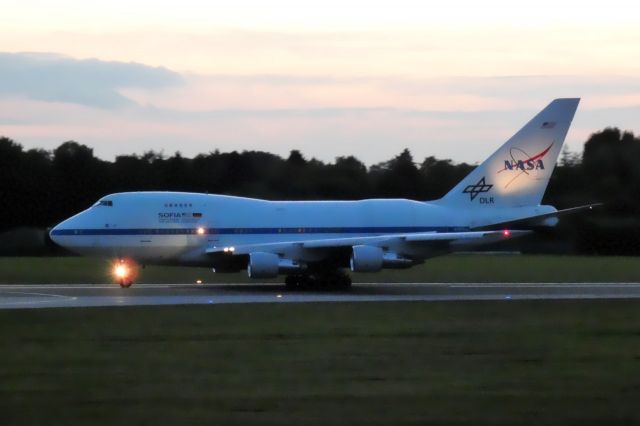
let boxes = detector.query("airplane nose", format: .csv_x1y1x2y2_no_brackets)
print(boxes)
48,218,77,249
46,225,59,247
46,212,95,255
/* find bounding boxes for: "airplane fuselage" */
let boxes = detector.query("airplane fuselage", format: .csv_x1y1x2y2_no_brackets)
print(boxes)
50,191,554,267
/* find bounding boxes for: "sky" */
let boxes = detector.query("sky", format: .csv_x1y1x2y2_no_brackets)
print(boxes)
1,0,639,165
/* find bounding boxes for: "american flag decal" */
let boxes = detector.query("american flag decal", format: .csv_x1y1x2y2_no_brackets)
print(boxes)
541,121,556,129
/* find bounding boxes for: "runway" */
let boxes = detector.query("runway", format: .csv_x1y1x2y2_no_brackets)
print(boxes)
1,282,640,309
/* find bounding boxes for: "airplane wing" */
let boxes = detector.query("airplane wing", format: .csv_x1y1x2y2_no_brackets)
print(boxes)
205,229,531,255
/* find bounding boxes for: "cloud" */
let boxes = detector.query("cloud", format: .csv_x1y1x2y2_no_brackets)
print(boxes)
2,64,640,165
5,92,639,167
0,52,183,108
120,72,640,115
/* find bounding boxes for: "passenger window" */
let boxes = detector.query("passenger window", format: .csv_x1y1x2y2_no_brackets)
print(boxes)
96,200,113,207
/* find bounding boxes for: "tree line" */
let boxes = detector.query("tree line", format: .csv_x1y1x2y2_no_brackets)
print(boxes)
1,127,639,254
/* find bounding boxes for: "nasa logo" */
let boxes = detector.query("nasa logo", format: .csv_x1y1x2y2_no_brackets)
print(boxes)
498,142,554,188
503,159,545,171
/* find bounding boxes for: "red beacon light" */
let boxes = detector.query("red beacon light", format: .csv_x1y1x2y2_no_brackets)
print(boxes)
502,229,511,237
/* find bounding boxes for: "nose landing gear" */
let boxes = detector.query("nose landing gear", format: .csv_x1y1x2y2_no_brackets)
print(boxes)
118,279,133,288
113,259,137,288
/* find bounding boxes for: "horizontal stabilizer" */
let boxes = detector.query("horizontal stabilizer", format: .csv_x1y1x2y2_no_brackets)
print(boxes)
476,203,602,230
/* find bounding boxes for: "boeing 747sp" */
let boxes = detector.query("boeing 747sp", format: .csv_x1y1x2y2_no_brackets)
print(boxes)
50,98,595,288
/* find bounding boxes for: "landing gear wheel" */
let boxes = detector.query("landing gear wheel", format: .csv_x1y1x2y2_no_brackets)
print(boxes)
337,273,352,289
285,275,299,289
284,274,313,290
325,271,352,290
284,271,352,290
118,279,133,288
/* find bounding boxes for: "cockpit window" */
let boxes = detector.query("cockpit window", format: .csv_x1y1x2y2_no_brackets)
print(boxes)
95,200,113,207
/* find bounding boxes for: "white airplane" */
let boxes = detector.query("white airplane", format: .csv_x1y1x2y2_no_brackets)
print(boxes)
50,98,594,288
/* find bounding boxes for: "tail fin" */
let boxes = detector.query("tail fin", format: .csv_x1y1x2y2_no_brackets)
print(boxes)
437,98,579,208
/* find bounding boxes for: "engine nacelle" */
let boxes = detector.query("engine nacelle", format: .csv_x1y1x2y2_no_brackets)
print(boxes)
247,252,279,279
350,245,384,272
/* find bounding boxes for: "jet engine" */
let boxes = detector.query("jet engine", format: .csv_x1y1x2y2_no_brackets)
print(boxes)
247,252,280,278
350,245,384,272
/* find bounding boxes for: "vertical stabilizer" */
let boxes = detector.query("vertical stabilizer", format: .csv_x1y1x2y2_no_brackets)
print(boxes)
436,98,579,208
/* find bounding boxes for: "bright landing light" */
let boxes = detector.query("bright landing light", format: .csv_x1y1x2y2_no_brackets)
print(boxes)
196,227,205,235
111,259,139,286
114,264,128,279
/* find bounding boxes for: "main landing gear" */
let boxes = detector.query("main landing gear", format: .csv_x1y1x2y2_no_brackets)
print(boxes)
284,270,352,290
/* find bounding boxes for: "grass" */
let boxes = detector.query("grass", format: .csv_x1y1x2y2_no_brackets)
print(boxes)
1,300,640,425
0,254,639,284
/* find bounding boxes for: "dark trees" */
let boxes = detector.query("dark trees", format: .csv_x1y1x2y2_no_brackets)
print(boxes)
2,127,640,254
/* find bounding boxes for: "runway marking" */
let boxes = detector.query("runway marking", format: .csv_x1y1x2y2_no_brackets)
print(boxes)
0,290,77,307
2,283,640,310
2,282,640,290
0,284,177,289
449,283,640,288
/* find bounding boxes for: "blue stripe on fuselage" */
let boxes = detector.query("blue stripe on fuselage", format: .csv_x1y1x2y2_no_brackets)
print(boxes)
50,226,470,236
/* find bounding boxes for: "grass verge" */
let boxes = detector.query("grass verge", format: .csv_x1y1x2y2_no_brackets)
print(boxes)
1,300,640,425
0,254,639,284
